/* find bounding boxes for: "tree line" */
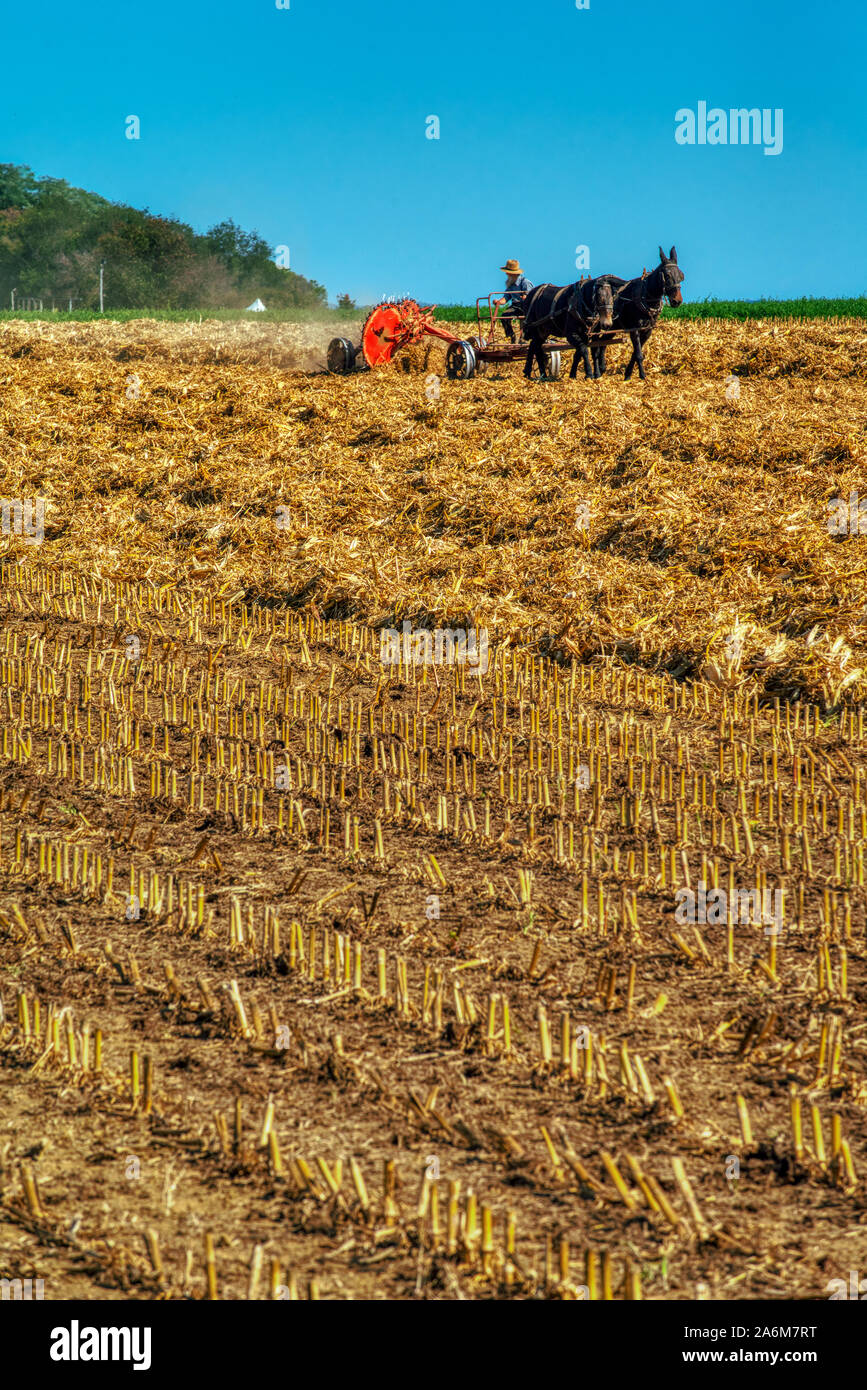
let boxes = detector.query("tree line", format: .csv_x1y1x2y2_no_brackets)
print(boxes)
0,164,328,311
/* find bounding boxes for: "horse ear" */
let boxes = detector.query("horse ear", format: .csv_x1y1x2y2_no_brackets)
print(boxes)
669,245,677,263
658,245,666,262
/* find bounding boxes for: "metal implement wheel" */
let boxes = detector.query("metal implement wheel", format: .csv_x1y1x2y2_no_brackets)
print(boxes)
545,349,562,380
446,340,476,380
530,347,562,380
470,336,489,376
327,337,357,374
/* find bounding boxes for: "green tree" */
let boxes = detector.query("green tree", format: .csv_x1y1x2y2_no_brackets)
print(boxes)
0,164,329,311
204,219,271,274
0,164,40,210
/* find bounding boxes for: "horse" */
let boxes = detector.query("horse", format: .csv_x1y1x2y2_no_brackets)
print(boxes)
592,247,684,381
567,274,626,379
521,277,614,380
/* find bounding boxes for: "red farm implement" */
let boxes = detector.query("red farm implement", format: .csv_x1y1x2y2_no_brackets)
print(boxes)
327,293,630,380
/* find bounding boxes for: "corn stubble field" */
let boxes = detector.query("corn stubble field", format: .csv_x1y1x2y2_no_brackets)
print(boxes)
1,314,867,1302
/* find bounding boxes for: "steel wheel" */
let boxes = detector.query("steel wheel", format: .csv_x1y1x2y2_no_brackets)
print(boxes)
446,340,476,380
327,337,357,374
530,348,562,380
470,336,489,376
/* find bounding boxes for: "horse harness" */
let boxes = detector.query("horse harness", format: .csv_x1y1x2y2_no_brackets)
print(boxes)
524,280,603,339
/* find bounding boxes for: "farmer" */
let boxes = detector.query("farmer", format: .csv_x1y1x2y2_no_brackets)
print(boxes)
495,259,533,341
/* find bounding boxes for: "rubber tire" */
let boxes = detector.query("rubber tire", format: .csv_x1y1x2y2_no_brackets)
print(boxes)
327,337,357,374
446,340,476,380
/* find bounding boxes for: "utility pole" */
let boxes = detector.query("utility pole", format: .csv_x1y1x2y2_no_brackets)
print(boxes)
99,261,105,313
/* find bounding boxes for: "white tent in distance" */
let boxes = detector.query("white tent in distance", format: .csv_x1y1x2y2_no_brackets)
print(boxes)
245,298,267,312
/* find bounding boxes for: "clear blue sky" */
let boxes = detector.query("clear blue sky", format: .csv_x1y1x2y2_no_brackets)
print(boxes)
1,0,864,304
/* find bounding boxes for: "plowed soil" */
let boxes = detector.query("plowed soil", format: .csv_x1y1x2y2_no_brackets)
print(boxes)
1,317,867,1302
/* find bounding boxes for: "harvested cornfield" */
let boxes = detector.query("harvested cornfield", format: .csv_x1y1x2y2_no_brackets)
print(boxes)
1,317,867,1303
1,316,865,704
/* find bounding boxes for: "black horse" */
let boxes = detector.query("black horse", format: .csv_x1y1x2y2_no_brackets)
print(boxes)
566,274,625,379
592,247,684,381
521,277,614,380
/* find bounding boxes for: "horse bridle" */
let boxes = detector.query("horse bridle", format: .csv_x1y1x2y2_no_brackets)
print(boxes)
630,263,678,325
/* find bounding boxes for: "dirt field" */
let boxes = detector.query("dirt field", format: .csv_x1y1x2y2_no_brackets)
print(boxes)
1,317,867,1302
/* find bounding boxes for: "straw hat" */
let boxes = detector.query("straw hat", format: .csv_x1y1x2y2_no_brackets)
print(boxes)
500,259,524,276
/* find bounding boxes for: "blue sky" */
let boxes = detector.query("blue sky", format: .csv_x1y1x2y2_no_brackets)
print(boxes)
1,0,864,304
